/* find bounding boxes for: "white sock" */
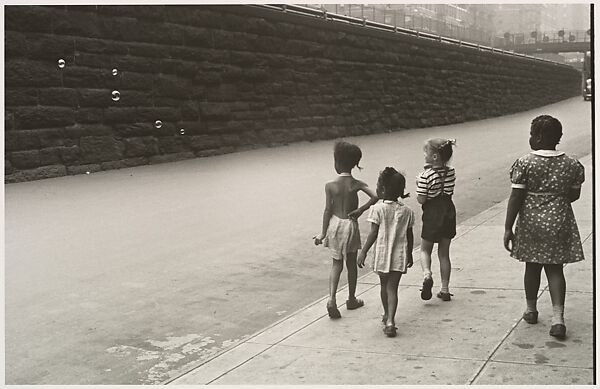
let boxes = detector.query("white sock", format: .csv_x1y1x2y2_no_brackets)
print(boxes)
441,279,449,294
423,271,432,279
526,299,537,313
552,305,565,325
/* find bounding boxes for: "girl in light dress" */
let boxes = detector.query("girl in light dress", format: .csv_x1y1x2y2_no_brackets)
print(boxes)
358,167,414,337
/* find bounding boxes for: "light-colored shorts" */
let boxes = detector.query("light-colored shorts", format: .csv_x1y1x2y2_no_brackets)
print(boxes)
324,215,361,261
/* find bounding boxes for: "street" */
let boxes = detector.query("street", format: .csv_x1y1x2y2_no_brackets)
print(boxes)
4,97,592,384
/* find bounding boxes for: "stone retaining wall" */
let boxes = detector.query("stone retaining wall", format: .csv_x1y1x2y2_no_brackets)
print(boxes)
5,5,582,182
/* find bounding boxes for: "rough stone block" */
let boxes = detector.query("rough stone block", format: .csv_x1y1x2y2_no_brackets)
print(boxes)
63,66,111,89
77,89,113,107
121,157,147,167
114,122,162,137
67,164,101,175
5,5,55,33
39,147,62,165
52,9,102,38
14,107,75,130
199,102,230,119
38,88,78,107
157,136,189,154
5,130,41,151
5,31,29,57
5,88,38,106
59,145,82,164
10,150,41,169
103,107,139,124
74,108,105,123
148,152,195,164
5,59,62,87
123,136,159,157
79,136,124,163
37,128,66,147
189,134,222,151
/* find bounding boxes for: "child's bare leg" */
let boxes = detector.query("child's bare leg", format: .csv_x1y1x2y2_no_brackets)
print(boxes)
544,264,566,325
420,239,434,278
346,252,358,301
378,272,389,322
438,238,452,293
420,239,434,300
524,262,543,314
385,272,402,327
328,259,343,306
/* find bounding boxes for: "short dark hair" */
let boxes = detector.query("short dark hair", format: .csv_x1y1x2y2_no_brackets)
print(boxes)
531,115,562,146
334,141,362,171
377,167,409,199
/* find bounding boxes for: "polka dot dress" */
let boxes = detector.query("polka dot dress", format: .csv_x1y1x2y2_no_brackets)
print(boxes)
509,152,585,264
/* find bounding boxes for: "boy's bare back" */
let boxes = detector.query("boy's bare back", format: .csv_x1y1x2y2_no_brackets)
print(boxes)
326,176,367,219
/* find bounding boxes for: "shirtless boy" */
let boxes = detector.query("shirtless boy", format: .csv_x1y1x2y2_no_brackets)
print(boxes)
314,141,378,318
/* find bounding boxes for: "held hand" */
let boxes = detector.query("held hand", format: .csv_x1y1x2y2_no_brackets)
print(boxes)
347,209,363,220
503,230,514,252
407,253,413,268
357,251,366,268
313,234,324,246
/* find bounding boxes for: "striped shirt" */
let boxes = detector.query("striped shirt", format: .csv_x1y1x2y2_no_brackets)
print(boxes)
416,165,456,198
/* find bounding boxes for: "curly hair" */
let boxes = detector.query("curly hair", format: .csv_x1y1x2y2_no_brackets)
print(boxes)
531,115,562,146
334,141,362,171
377,167,409,200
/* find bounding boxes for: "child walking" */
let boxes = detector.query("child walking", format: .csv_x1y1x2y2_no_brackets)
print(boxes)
358,167,414,337
416,138,457,301
504,115,585,339
314,141,378,319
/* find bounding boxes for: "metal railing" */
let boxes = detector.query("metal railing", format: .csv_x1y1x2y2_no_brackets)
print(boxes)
301,4,494,47
254,4,572,67
497,29,592,47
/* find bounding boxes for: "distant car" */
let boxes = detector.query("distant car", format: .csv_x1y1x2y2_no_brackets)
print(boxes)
583,78,592,101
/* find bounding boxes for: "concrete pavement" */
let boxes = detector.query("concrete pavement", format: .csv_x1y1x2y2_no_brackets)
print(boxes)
168,154,594,385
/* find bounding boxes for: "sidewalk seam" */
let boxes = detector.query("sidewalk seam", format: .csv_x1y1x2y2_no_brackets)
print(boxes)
467,285,549,384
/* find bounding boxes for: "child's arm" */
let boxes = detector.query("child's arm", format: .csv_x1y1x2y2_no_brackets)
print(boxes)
416,171,428,204
314,183,333,245
348,183,378,220
406,227,414,268
358,222,379,268
503,188,526,252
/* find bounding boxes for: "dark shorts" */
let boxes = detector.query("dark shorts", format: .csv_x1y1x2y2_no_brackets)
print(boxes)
421,195,456,243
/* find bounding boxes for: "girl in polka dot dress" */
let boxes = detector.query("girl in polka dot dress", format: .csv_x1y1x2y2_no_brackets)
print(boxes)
504,115,585,340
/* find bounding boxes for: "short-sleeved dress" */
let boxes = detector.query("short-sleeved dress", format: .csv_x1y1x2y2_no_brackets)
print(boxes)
509,150,585,264
366,200,415,273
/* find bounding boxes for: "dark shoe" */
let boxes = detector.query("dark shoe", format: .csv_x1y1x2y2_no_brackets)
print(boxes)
383,325,397,338
421,277,433,300
549,324,566,339
436,291,453,301
522,311,538,324
327,303,341,319
346,298,364,310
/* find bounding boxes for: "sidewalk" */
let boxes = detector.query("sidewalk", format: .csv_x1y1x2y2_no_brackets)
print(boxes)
169,155,594,385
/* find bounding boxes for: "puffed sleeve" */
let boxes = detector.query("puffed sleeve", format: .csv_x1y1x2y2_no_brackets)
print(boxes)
571,160,585,188
509,158,527,189
366,205,381,225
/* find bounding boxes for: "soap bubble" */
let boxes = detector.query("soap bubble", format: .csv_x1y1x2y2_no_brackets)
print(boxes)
154,120,163,129
112,68,118,76
58,59,66,68
111,90,120,101
180,128,185,135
